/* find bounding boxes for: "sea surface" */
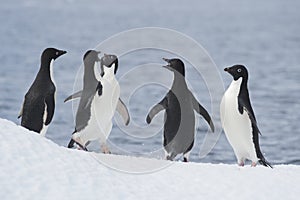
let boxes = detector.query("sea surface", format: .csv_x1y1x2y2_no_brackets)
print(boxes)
0,0,299,165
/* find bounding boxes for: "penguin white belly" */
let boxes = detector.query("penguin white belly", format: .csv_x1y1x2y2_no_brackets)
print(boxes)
94,78,120,136
220,79,258,162
75,96,106,144
39,59,55,137
40,104,48,137
77,78,120,145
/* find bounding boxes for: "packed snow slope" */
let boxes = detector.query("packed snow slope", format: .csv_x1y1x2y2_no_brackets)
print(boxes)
0,118,299,200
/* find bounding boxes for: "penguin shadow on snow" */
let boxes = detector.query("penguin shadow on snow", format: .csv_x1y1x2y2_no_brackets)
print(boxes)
146,58,215,162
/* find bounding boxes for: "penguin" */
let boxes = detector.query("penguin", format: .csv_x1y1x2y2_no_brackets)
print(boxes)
68,52,128,153
220,64,272,168
146,58,215,162
64,54,130,127
18,47,66,136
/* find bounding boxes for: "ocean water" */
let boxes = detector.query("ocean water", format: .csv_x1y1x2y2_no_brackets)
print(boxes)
0,0,299,165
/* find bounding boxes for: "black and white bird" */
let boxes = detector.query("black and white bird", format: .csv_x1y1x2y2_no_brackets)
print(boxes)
18,47,66,136
67,52,129,152
220,64,272,168
146,58,214,162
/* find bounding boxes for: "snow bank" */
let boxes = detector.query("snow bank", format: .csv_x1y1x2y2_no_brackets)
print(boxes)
0,118,299,200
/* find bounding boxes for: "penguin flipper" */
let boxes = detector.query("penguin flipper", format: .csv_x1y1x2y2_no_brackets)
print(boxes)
83,83,102,109
45,94,55,125
238,98,261,135
191,93,215,132
239,98,272,167
146,97,167,124
64,90,82,103
116,98,130,125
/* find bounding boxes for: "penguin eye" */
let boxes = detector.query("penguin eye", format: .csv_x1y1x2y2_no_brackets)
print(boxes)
110,56,113,59
56,52,59,55
237,68,242,73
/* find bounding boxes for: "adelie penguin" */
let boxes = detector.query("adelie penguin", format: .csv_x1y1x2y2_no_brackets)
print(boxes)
146,58,215,162
220,65,272,168
66,51,130,152
18,48,66,136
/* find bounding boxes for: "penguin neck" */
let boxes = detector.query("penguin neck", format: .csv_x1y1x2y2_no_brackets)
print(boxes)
102,65,116,81
238,77,249,98
228,77,248,95
40,58,55,83
172,72,187,90
83,61,98,88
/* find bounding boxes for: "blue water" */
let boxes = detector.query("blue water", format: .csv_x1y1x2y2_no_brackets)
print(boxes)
0,0,299,165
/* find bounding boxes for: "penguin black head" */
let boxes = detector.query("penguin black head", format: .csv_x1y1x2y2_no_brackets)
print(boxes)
224,65,248,81
163,58,185,76
100,54,118,76
41,48,67,61
83,50,101,64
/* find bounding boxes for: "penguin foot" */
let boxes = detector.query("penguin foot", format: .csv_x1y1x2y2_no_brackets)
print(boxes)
238,162,245,167
101,144,111,154
166,155,173,161
251,162,257,167
183,157,188,162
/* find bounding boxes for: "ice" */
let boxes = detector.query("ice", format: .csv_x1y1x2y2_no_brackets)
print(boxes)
0,118,299,200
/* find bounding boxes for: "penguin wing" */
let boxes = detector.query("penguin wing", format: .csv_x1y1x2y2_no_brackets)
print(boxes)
64,90,82,103
83,82,102,109
96,81,102,96
116,98,130,125
45,94,55,125
146,97,168,124
190,92,215,132
238,97,261,135
238,97,272,167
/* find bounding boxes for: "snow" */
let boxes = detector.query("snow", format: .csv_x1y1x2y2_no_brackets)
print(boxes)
0,118,299,200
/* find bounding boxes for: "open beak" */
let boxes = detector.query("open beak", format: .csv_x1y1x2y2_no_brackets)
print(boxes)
162,58,172,70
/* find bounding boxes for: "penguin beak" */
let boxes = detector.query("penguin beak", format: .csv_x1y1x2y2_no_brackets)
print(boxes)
163,58,170,63
59,50,67,56
224,67,229,72
162,58,172,70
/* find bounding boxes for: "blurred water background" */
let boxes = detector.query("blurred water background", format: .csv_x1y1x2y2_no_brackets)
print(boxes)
0,0,299,165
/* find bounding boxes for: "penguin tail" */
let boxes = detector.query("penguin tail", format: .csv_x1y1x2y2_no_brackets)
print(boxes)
258,152,273,168
68,139,75,148
67,138,88,151
259,158,273,168
166,152,177,161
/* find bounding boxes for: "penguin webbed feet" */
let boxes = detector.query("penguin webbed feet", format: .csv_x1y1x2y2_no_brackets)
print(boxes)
101,144,111,154
166,155,173,161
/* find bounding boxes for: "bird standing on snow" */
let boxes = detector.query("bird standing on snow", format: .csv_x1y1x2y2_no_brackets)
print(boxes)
220,65,272,168
146,58,214,162
67,52,129,152
18,48,66,136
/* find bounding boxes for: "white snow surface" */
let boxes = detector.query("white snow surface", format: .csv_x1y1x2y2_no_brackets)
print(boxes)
0,118,299,200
